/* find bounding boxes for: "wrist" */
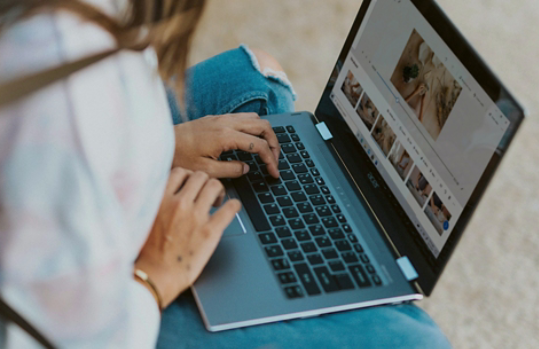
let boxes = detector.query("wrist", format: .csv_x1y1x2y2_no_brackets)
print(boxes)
134,268,163,313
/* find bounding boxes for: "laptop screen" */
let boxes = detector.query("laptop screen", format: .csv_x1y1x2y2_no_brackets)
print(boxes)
315,0,524,294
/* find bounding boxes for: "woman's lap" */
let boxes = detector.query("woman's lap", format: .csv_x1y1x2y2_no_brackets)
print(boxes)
160,46,451,349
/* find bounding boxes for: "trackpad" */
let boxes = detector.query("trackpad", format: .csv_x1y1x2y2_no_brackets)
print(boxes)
210,206,245,238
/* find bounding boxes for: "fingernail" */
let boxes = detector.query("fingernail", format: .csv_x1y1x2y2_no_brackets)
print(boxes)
243,164,250,174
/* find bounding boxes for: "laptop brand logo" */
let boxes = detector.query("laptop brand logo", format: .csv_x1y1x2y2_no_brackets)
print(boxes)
367,172,380,189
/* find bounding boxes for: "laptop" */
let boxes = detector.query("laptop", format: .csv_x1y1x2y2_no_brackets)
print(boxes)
192,0,525,331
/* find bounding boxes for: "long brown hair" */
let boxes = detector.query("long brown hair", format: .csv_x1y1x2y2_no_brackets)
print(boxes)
0,0,207,106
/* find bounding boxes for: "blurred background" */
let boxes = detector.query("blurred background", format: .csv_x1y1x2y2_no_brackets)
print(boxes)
190,1,539,347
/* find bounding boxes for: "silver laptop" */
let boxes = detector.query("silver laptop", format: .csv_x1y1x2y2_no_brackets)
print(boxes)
192,0,525,331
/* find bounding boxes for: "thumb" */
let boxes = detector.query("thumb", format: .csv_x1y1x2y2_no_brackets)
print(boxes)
201,158,250,179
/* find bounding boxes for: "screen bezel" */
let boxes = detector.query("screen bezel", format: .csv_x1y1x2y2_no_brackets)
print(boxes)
314,0,525,295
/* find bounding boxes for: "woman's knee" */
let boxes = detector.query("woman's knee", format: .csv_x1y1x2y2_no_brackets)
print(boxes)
249,48,285,77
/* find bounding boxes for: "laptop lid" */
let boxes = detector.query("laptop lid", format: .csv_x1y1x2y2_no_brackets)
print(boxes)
314,0,525,295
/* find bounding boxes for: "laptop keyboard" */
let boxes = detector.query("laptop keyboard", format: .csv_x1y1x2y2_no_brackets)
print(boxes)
221,125,382,299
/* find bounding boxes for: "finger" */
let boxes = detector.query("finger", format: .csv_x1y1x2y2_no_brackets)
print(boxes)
176,171,211,203
194,178,226,213
228,132,280,178
166,167,192,194
198,157,249,179
230,116,281,162
207,199,242,233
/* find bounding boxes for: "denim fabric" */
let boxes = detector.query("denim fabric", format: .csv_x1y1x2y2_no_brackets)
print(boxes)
159,46,451,349
166,45,296,124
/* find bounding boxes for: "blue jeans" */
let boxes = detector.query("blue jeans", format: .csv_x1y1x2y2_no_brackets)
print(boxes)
159,46,451,349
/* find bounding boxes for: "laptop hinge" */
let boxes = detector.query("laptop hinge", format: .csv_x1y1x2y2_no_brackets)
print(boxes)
315,122,333,141
396,256,419,282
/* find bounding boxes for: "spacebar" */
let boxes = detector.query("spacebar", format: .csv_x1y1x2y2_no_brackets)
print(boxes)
232,176,271,232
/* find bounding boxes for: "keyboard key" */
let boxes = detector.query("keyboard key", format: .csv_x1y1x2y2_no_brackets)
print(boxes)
328,228,345,240
353,243,364,253
348,234,358,243
289,218,305,230
270,215,286,227
284,285,304,299
301,242,318,254
326,195,336,204
288,250,304,262
259,233,278,245
281,238,298,250
287,153,302,163
316,206,332,217
360,254,370,264
245,161,257,173
252,181,269,193
304,184,320,195
265,176,282,186
315,236,332,248
277,133,292,143
308,225,325,236
366,264,376,274
278,160,290,170
311,168,320,177
331,204,341,213
291,134,300,142
222,154,238,162
372,274,382,286
237,151,253,161
307,253,324,266
300,151,310,159
322,217,338,228
286,125,296,133
334,273,355,290
281,143,297,153
248,171,263,182
271,258,290,270
336,214,347,223
335,240,352,251
271,185,287,196
310,195,326,206
342,252,359,264
320,186,331,195
303,213,319,225
298,174,314,184
329,260,345,272
296,142,306,150
279,152,284,159
294,230,311,241
297,202,313,213
349,265,372,288
278,272,297,284
265,245,284,258
259,165,269,175
293,263,321,296
282,207,299,218
254,155,264,164
322,248,339,260
314,266,339,293
343,224,353,233
277,197,293,207
292,164,308,174
291,192,308,202
305,159,315,167
315,177,325,185
264,204,280,215
258,193,274,204
275,227,292,238
280,170,295,181
233,176,271,232
273,126,286,133
285,181,301,191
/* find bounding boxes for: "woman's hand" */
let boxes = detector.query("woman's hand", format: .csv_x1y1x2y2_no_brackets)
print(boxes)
135,167,241,308
172,113,281,178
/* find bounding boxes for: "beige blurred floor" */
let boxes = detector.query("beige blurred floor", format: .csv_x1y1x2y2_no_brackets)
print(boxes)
190,1,539,348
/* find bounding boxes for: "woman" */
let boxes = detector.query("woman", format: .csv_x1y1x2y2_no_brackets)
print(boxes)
0,0,451,348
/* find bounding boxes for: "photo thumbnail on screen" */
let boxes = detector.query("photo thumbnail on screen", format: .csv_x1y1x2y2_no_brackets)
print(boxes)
390,29,462,141
341,70,363,107
356,92,379,131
